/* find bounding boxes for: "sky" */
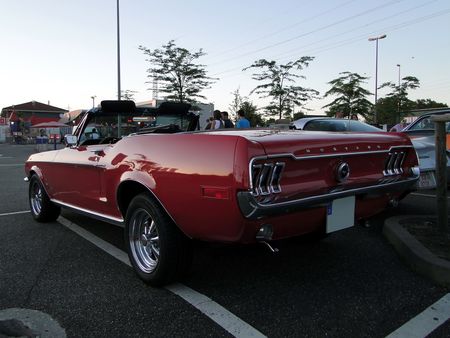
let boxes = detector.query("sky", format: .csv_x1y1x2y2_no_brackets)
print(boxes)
1,0,449,116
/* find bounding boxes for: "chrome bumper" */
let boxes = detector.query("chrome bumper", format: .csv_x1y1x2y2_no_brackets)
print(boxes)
237,175,419,220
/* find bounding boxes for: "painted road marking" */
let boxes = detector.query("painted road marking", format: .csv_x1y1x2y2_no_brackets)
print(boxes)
57,216,266,338
0,210,30,217
386,293,450,338
411,192,450,199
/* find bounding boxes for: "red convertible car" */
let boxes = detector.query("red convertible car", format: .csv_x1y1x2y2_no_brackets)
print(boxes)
25,101,420,286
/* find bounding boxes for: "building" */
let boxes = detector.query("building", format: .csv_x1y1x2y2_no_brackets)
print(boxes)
1,101,68,135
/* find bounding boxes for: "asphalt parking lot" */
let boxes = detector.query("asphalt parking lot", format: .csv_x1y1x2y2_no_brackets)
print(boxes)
1,143,450,337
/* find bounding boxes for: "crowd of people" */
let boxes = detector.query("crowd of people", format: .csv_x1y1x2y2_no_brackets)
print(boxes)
205,109,250,130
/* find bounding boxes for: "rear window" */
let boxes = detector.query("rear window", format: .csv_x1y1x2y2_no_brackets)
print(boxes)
304,120,349,131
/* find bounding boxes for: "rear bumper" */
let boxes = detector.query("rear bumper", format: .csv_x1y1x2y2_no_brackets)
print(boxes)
237,174,419,220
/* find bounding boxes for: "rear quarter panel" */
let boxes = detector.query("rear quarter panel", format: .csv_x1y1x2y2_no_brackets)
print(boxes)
106,133,265,242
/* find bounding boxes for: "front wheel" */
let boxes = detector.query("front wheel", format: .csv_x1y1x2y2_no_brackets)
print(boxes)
125,193,192,286
28,175,61,222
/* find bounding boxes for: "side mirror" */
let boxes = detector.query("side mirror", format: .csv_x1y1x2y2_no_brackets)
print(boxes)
64,134,78,146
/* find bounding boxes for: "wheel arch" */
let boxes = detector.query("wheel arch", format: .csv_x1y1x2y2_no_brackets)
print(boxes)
116,180,188,237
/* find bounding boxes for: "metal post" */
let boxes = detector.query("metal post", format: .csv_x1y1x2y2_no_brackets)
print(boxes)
368,34,387,124
432,114,449,234
116,0,122,137
397,64,401,119
117,0,121,101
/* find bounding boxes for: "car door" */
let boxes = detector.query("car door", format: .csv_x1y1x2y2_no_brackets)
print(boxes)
48,144,105,213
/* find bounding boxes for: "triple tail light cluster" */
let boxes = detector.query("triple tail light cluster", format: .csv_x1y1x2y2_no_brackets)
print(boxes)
250,162,285,196
383,151,406,176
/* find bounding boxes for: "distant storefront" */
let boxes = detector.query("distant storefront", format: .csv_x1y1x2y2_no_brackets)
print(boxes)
1,101,68,140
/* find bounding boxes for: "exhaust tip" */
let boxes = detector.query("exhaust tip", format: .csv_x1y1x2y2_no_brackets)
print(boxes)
256,224,273,241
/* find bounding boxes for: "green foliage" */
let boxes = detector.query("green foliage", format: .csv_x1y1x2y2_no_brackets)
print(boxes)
244,57,319,120
322,72,373,120
139,40,215,104
378,76,420,123
293,112,305,120
411,99,448,110
229,87,244,121
121,90,137,101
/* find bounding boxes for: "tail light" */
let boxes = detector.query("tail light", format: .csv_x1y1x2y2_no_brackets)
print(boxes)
251,162,285,196
383,151,406,176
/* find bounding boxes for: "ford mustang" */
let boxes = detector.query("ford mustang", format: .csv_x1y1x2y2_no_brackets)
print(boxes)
25,101,420,286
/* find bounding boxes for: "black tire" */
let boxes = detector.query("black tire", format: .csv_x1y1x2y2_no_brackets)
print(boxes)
28,175,61,222
125,193,192,286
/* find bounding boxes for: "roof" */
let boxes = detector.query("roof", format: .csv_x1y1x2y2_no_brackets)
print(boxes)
2,101,68,113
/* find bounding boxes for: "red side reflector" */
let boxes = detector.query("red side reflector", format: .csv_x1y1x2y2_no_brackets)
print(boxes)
202,187,230,200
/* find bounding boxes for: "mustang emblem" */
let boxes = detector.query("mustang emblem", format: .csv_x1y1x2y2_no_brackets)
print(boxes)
336,162,350,182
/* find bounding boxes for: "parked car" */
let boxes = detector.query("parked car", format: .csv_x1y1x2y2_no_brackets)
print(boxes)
399,110,450,189
290,117,382,132
25,101,420,286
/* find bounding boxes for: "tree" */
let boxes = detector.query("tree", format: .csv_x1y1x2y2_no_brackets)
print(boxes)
378,76,420,124
322,72,373,120
243,57,319,120
139,40,216,103
121,90,137,101
229,87,244,121
411,99,448,110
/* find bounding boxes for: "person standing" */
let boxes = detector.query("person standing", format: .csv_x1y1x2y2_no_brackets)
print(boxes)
221,111,234,128
211,110,224,129
235,109,250,128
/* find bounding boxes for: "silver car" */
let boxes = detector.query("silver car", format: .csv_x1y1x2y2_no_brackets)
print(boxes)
400,110,450,189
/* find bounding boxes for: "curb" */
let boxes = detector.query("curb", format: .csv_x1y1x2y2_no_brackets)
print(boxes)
383,216,450,287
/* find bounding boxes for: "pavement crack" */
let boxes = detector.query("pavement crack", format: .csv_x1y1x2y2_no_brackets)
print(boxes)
23,230,63,306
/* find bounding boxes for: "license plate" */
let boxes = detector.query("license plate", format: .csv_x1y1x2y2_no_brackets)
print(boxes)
326,196,355,233
417,171,437,189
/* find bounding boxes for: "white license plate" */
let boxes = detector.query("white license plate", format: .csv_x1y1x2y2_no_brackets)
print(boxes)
418,171,437,189
326,196,355,234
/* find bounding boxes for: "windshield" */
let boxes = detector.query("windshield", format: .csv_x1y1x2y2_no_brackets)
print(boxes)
78,110,197,145
408,116,450,132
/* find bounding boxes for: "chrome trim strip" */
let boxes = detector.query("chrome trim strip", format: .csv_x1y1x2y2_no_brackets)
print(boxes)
51,199,124,226
248,145,414,192
238,171,419,220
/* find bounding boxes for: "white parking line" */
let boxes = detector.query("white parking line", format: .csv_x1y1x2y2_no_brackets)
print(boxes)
411,192,450,199
57,216,266,338
386,293,450,338
0,210,30,217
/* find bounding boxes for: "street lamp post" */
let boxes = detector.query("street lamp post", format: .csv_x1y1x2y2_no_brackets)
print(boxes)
91,95,96,108
116,0,122,137
396,64,401,117
368,34,387,124
117,0,121,101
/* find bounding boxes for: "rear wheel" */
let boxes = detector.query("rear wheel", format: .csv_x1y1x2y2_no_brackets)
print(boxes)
28,175,61,222
125,193,192,286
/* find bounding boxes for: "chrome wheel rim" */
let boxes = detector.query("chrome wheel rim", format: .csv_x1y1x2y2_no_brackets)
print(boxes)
129,208,160,273
30,181,43,216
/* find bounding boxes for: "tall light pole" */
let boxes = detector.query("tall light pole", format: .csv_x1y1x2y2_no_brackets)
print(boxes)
91,95,96,108
396,64,401,116
368,34,387,124
117,0,121,101
116,0,122,137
